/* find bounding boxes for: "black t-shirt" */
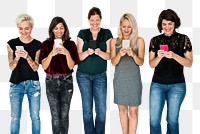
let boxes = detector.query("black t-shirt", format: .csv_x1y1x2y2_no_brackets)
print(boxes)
8,37,41,84
149,32,192,84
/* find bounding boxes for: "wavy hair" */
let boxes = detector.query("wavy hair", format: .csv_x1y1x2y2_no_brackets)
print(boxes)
117,13,138,48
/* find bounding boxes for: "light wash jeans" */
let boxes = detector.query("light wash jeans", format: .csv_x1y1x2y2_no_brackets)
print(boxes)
10,80,41,134
150,82,186,134
76,71,107,134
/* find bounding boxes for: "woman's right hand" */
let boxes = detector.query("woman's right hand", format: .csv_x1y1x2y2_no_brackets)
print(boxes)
50,45,59,57
87,48,95,55
157,50,166,58
118,48,127,57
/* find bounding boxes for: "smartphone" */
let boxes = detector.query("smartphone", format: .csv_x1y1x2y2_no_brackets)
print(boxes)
122,40,130,49
160,44,169,52
54,39,62,48
16,46,24,51
89,40,97,50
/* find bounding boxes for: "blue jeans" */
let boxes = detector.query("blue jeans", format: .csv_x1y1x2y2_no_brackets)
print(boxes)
10,80,41,134
150,82,186,134
76,71,107,134
46,74,73,134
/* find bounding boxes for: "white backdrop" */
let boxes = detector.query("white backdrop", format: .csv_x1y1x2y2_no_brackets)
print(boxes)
0,0,200,133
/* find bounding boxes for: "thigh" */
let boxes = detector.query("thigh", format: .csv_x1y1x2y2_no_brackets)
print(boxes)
93,72,107,112
150,82,166,122
60,76,73,117
9,83,24,117
45,77,60,118
76,72,93,111
167,83,186,121
26,80,41,113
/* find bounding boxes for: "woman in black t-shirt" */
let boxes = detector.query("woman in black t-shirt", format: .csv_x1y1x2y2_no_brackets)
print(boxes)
7,13,41,134
149,9,192,134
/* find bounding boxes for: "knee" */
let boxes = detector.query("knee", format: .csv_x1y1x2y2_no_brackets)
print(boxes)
129,109,138,120
119,108,128,117
11,114,20,121
30,111,40,120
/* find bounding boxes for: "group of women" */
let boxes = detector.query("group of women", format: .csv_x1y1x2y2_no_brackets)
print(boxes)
7,6,192,134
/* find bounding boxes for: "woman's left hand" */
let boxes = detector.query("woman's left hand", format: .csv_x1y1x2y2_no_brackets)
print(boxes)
126,48,135,57
57,47,69,55
165,51,175,59
94,48,101,56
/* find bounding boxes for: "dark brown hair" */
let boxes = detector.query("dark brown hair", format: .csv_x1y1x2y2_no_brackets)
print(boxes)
157,9,181,33
48,16,70,41
88,7,102,20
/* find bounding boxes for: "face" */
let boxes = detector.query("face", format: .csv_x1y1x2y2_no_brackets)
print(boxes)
161,19,175,36
53,23,65,39
18,21,32,39
89,14,101,31
121,19,132,38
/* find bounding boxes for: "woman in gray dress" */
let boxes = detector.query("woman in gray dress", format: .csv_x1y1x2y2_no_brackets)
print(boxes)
110,13,145,134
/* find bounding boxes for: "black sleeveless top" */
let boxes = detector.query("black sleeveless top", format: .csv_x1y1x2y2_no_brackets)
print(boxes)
149,32,192,84
8,37,41,84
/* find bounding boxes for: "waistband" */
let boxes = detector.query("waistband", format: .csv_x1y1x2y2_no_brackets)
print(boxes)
46,73,72,79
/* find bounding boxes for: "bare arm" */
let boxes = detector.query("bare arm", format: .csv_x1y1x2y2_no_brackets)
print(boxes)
76,37,91,61
166,51,193,67
26,50,40,71
7,44,19,70
127,37,145,66
95,38,112,60
111,38,122,66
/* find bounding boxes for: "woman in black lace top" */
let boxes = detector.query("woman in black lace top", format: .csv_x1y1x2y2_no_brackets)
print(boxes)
149,9,193,134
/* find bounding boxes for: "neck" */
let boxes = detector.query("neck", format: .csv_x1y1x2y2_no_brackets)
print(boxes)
90,28,100,33
20,36,33,43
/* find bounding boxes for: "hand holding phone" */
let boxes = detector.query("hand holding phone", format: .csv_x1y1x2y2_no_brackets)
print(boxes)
159,44,168,52
16,46,24,51
54,39,62,48
122,40,130,49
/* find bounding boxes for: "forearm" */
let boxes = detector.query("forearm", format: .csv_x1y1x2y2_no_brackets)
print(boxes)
26,55,39,71
66,54,75,70
9,57,19,70
149,56,162,68
111,53,121,66
173,53,192,67
98,51,110,60
41,54,52,70
78,51,89,61
133,55,144,66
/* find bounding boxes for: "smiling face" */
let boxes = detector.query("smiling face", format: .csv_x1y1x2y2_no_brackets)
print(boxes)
18,20,32,39
161,19,175,36
53,22,65,39
89,14,101,31
121,19,132,39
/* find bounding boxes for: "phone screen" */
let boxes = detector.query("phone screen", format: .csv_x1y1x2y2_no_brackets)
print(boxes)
54,39,62,48
122,40,130,49
160,45,168,52
16,46,24,51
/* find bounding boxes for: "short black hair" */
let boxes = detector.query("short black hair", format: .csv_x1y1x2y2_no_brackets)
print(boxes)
88,7,102,20
157,9,181,33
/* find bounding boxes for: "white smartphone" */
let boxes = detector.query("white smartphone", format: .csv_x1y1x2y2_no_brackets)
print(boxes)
16,46,24,51
122,40,130,49
54,39,62,48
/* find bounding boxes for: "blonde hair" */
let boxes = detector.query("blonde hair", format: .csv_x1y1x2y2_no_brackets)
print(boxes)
16,13,34,27
117,13,138,48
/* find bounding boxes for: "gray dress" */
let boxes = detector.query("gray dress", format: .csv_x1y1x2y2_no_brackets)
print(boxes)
113,43,142,106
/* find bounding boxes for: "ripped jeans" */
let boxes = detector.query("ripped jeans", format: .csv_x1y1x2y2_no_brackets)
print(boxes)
9,80,41,134
46,74,73,134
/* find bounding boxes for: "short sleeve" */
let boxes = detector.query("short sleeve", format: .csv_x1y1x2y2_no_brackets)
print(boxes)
183,35,192,53
105,29,113,41
149,38,155,52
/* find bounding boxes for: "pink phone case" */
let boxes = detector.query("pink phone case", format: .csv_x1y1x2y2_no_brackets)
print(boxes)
160,45,168,51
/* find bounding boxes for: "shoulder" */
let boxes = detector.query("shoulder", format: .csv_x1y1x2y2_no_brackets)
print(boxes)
111,38,117,44
7,37,19,45
137,37,144,43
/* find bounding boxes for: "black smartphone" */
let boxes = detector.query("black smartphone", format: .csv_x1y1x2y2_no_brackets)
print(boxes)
89,40,97,50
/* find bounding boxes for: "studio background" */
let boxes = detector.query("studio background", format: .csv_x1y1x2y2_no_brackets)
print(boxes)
0,0,200,133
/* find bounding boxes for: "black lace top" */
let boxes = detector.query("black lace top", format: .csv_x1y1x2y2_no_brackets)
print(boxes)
149,32,192,84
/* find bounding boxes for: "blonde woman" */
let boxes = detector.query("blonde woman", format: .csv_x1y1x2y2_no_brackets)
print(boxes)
7,13,41,134
111,13,145,134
